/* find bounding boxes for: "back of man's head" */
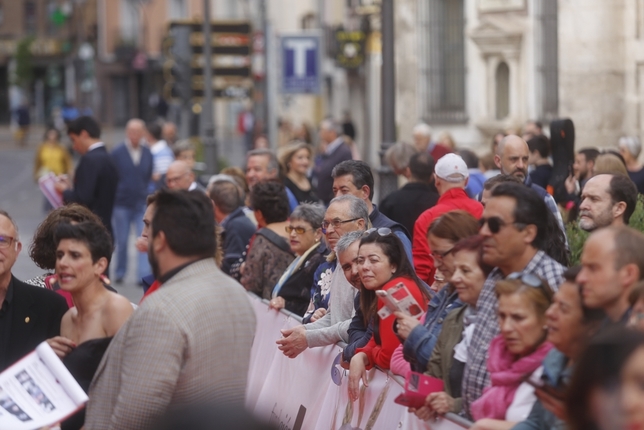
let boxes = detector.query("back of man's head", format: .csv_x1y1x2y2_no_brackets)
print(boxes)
146,122,163,141
209,180,243,216
152,190,216,258
609,175,639,225
612,226,644,282
409,152,435,183
527,135,550,159
458,149,479,169
434,153,469,187
332,160,375,200
250,181,289,224
491,182,569,265
385,142,416,173
67,116,101,139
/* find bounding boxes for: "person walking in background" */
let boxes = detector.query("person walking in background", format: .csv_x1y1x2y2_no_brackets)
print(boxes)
14,101,30,147
146,121,174,193
33,127,73,212
55,116,118,238
617,136,644,193
110,119,153,284
313,119,353,205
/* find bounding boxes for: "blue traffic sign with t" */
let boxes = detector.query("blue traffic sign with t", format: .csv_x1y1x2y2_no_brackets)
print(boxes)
281,34,321,94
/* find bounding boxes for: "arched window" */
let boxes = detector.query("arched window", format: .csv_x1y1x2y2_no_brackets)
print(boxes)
496,62,510,120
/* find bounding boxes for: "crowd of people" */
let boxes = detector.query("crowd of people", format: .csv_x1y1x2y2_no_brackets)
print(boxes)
2,114,644,430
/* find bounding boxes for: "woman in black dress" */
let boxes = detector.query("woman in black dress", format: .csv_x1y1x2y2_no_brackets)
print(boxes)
279,141,320,204
46,222,133,430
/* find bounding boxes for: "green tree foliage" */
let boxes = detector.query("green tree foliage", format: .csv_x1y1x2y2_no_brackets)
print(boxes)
567,195,644,265
12,37,35,89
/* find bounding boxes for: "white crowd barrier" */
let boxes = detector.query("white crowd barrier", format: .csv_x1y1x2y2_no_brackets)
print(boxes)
245,294,473,430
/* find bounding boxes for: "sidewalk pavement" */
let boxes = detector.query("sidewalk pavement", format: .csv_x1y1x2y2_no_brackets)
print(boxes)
0,125,126,151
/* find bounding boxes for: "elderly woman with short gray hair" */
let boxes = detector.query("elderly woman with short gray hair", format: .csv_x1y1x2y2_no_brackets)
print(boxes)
268,203,330,316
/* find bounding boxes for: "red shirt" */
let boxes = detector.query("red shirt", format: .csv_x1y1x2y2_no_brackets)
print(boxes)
429,143,453,162
412,188,483,285
356,277,426,370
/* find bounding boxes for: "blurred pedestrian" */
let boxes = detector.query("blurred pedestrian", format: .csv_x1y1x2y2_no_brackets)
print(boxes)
33,127,73,213
313,118,353,205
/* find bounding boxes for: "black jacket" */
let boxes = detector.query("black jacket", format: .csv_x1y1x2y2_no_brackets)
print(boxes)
379,182,439,239
1,276,68,371
220,207,257,277
63,146,118,236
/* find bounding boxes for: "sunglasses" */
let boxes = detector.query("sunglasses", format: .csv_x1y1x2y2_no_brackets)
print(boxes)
430,247,453,262
478,216,526,234
505,272,554,301
285,226,312,235
363,227,392,237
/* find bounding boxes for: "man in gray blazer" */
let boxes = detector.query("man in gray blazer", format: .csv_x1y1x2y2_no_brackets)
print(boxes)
86,190,256,430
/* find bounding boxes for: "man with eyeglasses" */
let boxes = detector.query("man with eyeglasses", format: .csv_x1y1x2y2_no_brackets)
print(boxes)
165,160,206,192
277,195,368,359
461,182,565,419
0,210,67,372
331,160,412,259
577,225,644,327
412,153,483,285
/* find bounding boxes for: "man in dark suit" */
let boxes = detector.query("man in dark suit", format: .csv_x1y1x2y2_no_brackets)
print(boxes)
0,210,67,371
111,118,153,283
55,116,118,238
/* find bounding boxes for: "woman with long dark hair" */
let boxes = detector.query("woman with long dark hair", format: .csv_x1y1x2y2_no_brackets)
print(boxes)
347,228,428,401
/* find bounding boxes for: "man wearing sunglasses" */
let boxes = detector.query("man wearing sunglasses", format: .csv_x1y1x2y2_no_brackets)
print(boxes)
277,195,368,359
412,153,483,285
461,182,565,418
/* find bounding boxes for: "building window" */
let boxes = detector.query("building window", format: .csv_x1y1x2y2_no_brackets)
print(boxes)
168,0,187,20
120,0,140,45
496,62,510,119
420,0,467,124
25,1,37,35
536,0,558,121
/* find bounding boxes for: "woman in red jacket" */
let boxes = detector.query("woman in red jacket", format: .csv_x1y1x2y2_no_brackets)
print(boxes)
348,227,428,401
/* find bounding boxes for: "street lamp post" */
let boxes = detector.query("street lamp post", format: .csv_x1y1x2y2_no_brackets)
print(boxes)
202,0,218,175
379,0,397,201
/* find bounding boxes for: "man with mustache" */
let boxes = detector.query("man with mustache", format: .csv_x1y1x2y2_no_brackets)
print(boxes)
578,174,638,232
494,135,566,238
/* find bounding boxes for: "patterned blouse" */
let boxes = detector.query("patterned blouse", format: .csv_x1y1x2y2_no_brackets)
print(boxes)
240,231,294,300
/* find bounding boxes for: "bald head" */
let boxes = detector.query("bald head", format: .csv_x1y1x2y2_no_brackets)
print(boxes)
494,135,530,181
166,160,195,190
126,118,145,147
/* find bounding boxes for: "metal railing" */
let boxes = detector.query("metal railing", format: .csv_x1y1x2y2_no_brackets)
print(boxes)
260,297,473,429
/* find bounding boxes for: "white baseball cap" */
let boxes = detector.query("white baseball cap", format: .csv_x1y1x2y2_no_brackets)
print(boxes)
434,153,469,183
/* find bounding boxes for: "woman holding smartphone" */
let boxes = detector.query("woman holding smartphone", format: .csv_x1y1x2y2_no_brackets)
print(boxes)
348,228,427,401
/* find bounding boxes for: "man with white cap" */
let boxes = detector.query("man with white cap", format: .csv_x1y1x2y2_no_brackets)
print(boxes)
411,153,484,285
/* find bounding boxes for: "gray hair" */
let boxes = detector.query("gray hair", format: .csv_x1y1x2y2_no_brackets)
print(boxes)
385,142,417,170
328,195,369,227
413,123,432,137
320,118,342,135
335,230,364,254
291,203,326,230
172,139,195,157
246,148,279,174
619,136,642,158
0,210,19,240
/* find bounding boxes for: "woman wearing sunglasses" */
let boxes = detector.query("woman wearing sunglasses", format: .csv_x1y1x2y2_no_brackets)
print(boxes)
467,274,554,430
412,235,492,419
268,203,329,317
390,211,480,378
348,228,428,401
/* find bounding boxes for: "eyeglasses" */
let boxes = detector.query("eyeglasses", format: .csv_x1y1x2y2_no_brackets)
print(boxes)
363,227,392,237
430,247,453,262
506,272,553,301
478,216,526,234
285,225,312,235
321,217,360,233
0,236,16,249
